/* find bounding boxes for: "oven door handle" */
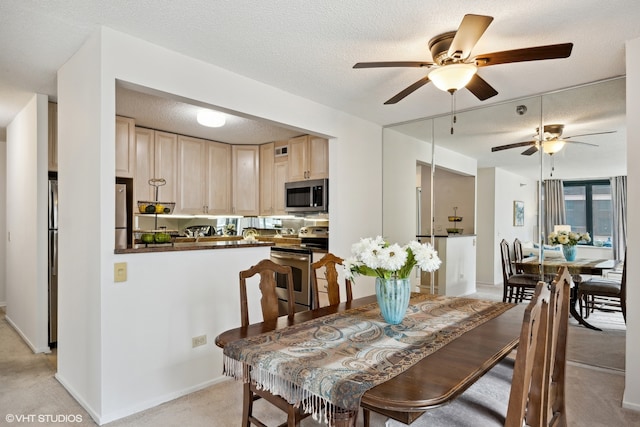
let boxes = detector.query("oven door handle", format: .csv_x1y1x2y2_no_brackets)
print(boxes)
271,253,310,262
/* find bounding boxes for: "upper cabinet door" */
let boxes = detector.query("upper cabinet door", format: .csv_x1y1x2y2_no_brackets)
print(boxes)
115,116,136,178
232,145,260,216
153,131,178,203
177,135,207,214
287,135,328,181
206,141,232,215
307,136,328,180
259,142,275,215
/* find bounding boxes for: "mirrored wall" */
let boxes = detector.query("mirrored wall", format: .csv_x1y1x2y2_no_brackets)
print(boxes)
382,77,625,286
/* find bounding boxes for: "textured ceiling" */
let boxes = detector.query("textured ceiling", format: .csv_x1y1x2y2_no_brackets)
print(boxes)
1,1,638,178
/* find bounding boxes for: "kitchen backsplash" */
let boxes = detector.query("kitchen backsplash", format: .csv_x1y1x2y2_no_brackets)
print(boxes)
136,215,328,236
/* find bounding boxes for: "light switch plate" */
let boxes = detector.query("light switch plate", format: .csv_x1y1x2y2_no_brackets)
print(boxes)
114,262,127,282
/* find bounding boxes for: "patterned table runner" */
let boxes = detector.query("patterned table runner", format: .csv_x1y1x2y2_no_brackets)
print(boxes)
223,294,514,422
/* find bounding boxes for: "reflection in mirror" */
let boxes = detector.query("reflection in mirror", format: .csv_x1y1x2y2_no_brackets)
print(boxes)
382,77,625,292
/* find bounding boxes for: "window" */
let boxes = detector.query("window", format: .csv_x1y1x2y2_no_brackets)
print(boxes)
563,180,612,245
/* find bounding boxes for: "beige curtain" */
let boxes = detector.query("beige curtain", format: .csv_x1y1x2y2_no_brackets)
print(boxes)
543,180,566,242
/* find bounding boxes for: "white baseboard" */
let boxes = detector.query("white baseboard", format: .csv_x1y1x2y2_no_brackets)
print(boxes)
4,314,51,354
56,373,230,425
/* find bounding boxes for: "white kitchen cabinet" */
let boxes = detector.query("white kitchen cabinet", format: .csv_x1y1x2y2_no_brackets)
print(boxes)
134,127,177,205
232,145,260,216
177,135,231,215
115,116,136,178
288,135,328,181
48,102,57,172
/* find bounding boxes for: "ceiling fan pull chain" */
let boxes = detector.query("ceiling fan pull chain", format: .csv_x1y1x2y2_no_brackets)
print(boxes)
450,92,456,134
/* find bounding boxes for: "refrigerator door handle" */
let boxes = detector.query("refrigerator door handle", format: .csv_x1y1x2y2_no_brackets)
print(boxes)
50,230,58,276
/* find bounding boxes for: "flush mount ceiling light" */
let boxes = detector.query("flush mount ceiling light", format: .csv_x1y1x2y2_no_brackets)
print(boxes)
428,63,478,93
197,110,226,128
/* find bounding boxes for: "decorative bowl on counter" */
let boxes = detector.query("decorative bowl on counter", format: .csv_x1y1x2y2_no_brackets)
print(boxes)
446,228,463,234
134,229,178,244
137,201,176,214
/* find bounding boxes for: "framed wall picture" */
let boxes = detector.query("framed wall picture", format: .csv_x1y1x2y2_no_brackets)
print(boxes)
514,200,524,226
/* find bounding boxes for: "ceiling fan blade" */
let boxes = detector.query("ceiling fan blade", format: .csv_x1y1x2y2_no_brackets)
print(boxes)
521,145,539,156
564,130,616,139
353,61,434,69
465,74,498,101
566,140,599,147
491,141,535,152
384,76,431,104
473,43,573,67
448,14,494,60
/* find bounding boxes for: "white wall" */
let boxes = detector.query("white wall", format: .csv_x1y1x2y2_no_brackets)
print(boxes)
56,27,383,424
4,94,50,353
476,168,537,285
624,36,640,411
0,137,6,306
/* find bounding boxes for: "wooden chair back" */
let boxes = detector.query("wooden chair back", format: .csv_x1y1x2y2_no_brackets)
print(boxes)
541,267,571,426
513,238,525,273
239,259,295,327
505,280,551,427
310,253,353,309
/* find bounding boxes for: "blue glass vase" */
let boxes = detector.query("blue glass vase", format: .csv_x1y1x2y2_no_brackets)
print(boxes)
562,244,577,261
375,277,411,324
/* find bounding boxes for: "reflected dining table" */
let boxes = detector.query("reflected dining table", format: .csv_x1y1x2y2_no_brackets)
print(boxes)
215,294,525,426
517,257,618,331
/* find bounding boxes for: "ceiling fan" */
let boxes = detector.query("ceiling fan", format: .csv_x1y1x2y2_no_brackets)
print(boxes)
353,14,573,104
491,124,616,156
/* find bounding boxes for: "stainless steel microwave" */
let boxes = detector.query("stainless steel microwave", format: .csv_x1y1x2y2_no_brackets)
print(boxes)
285,178,328,213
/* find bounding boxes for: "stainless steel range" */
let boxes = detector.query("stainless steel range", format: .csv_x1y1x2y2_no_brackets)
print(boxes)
270,226,328,313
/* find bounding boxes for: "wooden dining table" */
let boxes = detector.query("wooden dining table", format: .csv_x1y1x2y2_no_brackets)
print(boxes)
517,256,618,331
215,294,526,425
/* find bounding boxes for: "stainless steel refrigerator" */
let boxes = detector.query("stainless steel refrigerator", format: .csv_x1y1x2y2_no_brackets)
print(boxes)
48,179,58,345
115,183,128,249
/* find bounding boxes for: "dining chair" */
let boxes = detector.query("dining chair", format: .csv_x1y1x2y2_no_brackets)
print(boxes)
500,239,539,302
513,238,525,273
578,251,627,323
310,252,353,309
238,259,311,427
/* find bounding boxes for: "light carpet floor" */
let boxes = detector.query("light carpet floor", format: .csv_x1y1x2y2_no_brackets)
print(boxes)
1,285,638,426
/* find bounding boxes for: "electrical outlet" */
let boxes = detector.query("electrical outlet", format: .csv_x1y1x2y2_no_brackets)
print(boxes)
192,335,207,348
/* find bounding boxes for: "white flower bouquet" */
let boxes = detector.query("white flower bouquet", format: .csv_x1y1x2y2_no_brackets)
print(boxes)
342,236,441,280
548,230,591,246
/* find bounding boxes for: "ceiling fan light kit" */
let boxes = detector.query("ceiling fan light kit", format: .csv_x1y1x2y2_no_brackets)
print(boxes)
428,63,477,92
542,139,566,154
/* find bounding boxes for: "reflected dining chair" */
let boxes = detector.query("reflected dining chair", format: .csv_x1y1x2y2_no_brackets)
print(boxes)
578,251,627,323
500,239,540,303
310,252,353,309
238,259,311,427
